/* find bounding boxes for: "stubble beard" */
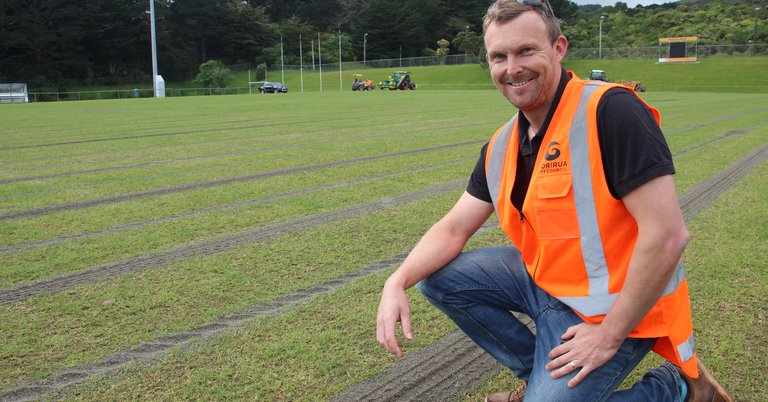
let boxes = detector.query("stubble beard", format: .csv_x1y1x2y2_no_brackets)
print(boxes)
499,75,546,112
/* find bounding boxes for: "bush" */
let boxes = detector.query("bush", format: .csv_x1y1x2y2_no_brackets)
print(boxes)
193,60,234,89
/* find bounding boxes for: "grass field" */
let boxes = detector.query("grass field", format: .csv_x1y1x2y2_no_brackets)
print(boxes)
1,81,766,400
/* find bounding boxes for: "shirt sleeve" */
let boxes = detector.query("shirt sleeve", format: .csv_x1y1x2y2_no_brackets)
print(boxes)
466,142,493,203
597,88,676,199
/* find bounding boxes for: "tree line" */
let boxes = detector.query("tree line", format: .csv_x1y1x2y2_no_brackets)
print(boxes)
0,0,765,86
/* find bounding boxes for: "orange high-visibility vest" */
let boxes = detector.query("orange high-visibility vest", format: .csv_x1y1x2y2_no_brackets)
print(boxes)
485,74,698,377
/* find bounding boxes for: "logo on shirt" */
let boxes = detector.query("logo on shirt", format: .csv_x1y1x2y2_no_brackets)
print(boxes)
544,141,561,161
540,141,568,175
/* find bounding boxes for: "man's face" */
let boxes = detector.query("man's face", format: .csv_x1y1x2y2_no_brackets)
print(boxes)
485,11,567,118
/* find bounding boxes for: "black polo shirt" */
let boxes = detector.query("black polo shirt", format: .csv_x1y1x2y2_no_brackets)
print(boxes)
467,68,675,209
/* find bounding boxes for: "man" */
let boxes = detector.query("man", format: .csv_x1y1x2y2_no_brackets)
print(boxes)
375,0,734,401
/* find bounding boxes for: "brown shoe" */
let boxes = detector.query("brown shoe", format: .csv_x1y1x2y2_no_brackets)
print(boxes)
485,381,526,402
679,360,733,402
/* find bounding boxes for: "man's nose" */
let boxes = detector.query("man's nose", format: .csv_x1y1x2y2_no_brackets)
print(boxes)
504,56,523,76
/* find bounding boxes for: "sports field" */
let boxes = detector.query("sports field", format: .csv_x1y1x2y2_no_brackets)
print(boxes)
1,83,766,400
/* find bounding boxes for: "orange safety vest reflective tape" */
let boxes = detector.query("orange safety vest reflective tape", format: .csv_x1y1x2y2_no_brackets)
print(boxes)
485,74,698,377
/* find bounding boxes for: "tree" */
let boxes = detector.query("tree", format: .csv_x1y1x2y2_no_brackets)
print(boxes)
452,31,485,67
436,38,450,64
0,0,89,83
193,60,233,88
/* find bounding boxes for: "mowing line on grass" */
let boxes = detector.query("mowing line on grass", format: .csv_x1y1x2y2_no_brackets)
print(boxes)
664,106,768,136
2,119,749,254
0,101,497,155
0,118,492,186
0,219,498,402
0,115,360,152
2,143,765,402
0,109,503,170
331,326,510,402
0,158,472,255
0,179,466,306
0,140,483,221
679,143,768,222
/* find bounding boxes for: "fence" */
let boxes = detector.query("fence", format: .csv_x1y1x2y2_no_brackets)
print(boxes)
25,86,258,102
567,43,766,60
21,44,767,102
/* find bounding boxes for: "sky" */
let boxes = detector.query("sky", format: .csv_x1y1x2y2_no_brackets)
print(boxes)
571,0,678,6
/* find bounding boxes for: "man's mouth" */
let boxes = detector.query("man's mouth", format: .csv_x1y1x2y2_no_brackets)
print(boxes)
508,79,530,87
502,76,534,87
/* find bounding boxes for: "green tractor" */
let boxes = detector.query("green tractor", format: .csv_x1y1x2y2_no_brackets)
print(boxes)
379,71,417,90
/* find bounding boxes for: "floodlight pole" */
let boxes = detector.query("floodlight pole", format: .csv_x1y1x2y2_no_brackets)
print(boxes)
318,33,323,93
280,36,285,85
364,33,368,69
755,7,761,55
149,0,159,97
338,29,343,92
299,34,304,92
599,15,605,60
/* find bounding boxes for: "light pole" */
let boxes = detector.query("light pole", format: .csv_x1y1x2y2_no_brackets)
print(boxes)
338,29,342,92
364,33,368,68
755,7,761,55
599,15,605,59
149,0,159,97
280,35,284,85
465,25,470,60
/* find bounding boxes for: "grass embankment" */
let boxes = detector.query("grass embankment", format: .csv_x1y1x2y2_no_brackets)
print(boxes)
211,56,768,94
0,88,766,400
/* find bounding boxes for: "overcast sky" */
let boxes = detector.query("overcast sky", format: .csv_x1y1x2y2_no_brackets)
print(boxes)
571,0,678,6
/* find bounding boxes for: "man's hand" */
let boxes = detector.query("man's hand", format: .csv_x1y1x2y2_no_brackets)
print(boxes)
376,281,413,357
545,323,623,388
374,192,494,357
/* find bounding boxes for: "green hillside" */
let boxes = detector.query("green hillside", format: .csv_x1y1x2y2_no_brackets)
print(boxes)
234,56,768,94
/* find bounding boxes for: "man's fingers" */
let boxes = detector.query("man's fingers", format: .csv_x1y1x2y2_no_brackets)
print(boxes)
400,312,413,340
567,366,591,388
376,317,405,356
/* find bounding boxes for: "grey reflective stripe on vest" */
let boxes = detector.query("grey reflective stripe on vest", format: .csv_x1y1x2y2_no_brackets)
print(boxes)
559,82,687,316
558,82,614,315
487,117,516,214
487,82,687,319
678,333,696,362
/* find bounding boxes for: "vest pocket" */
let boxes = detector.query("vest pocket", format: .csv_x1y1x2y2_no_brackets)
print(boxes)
536,208,580,239
535,176,579,239
537,175,571,199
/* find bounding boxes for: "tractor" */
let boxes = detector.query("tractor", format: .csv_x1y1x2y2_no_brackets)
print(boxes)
588,69,645,92
379,71,417,90
351,74,376,91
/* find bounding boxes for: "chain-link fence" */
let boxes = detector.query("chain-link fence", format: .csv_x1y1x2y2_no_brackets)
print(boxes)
567,43,766,60
21,44,767,102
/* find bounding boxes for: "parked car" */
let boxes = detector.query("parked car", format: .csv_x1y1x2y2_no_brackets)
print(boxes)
259,82,288,94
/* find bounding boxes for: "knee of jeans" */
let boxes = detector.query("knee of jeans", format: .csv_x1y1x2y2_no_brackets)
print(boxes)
415,278,438,302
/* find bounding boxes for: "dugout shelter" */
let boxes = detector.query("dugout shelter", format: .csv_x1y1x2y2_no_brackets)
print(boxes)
0,83,28,103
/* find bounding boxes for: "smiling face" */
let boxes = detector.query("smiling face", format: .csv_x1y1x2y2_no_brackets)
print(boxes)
485,10,567,122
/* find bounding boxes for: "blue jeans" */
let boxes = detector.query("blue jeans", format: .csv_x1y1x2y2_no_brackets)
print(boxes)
416,247,685,401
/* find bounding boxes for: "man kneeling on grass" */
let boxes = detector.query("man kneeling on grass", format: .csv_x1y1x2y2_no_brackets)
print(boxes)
375,0,733,401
